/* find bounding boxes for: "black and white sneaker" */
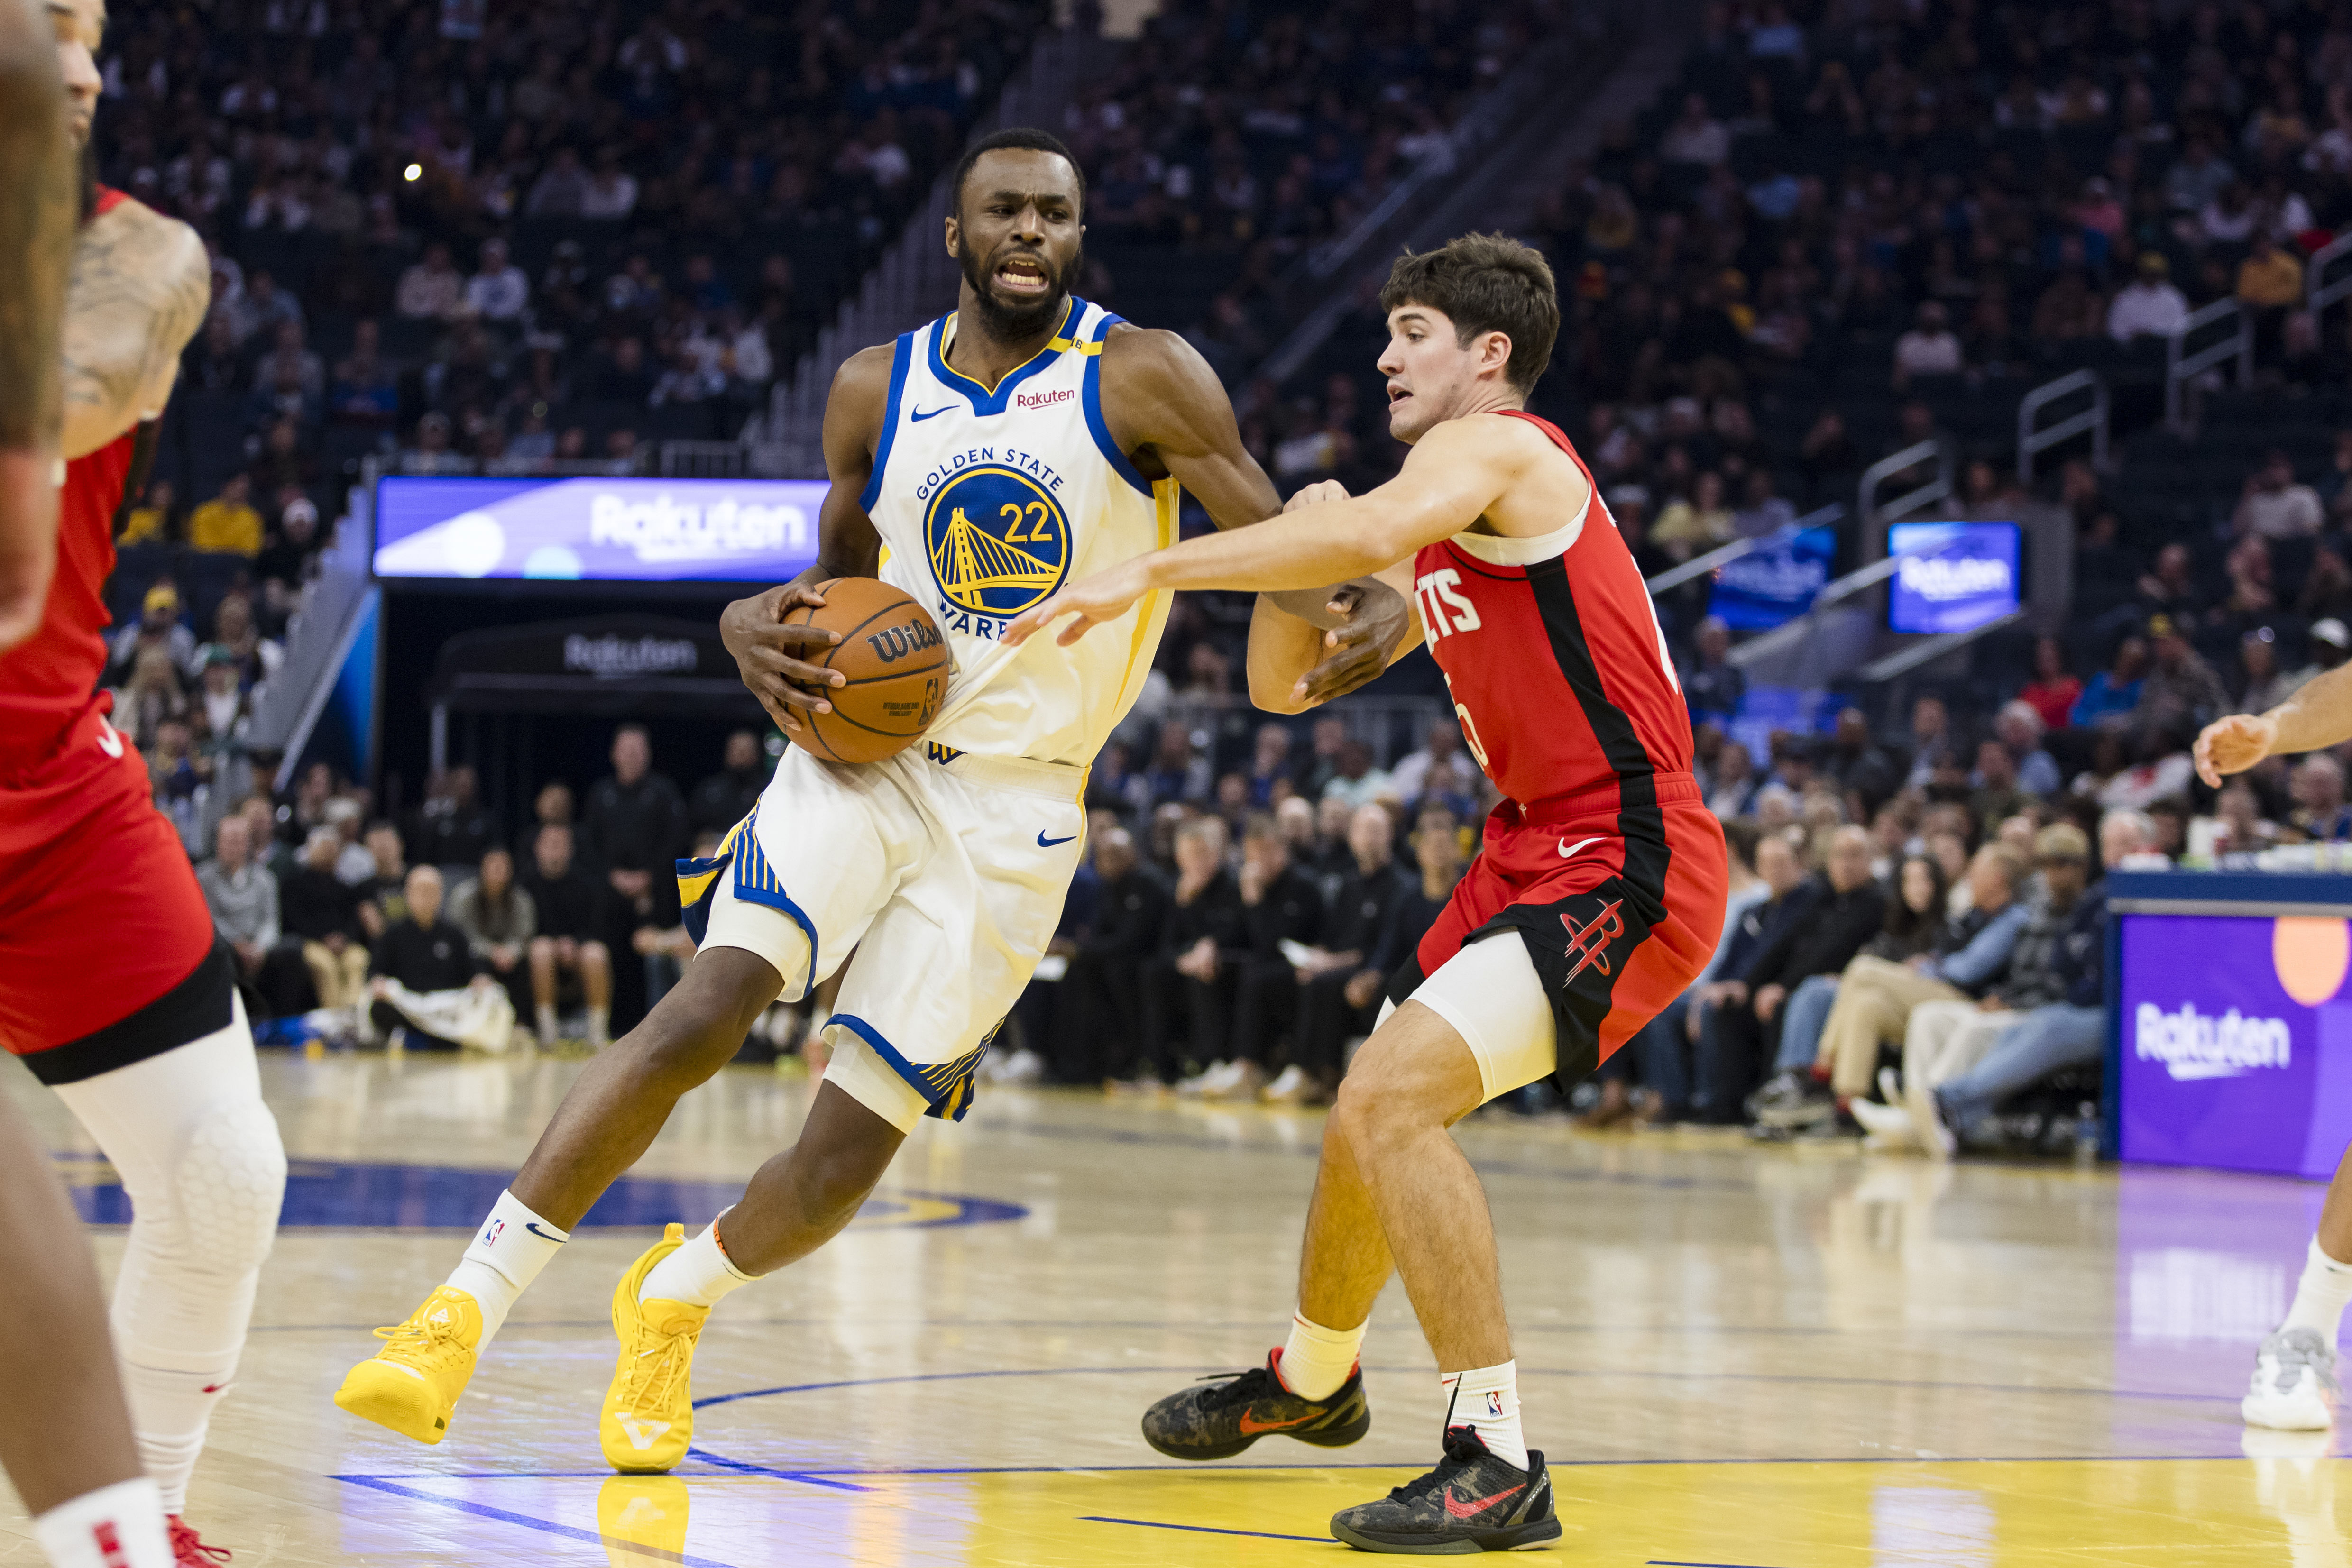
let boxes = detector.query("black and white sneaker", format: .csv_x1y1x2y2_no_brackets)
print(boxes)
1330,1426,1562,1553
1141,1351,1371,1460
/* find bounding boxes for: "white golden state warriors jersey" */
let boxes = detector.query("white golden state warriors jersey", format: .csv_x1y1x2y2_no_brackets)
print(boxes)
861,296,1179,767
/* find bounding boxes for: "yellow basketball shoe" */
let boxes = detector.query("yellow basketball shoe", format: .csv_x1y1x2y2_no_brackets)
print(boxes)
334,1286,483,1444
599,1223,709,1473
597,1475,691,1567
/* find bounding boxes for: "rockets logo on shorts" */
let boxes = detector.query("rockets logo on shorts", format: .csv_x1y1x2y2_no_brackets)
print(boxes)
1560,899,1626,984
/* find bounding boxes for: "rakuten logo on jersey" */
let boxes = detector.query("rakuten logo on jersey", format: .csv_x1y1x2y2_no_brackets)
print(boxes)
2134,1001,2294,1081
1897,554,2012,601
1015,388,1074,411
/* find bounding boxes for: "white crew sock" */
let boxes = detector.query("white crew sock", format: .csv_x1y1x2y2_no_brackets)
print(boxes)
2284,1236,2352,1343
1439,1360,1527,1470
1277,1311,1366,1400
535,1003,557,1043
445,1190,568,1344
640,1213,759,1308
587,1005,610,1048
119,1357,236,1515
34,1478,173,1568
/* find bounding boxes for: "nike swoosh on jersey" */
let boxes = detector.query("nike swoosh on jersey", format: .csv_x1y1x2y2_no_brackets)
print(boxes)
1236,1409,1318,1435
1443,1479,1529,1520
910,405,952,422
1558,835,1603,859
1038,831,1077,847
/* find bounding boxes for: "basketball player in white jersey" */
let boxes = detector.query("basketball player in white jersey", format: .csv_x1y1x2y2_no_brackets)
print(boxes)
337,128,1405,1470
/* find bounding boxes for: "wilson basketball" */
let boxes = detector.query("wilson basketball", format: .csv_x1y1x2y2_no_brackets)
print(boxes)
781,578,951,763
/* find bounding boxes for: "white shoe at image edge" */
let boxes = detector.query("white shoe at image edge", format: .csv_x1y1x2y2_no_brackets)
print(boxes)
2244,1328,2339,1430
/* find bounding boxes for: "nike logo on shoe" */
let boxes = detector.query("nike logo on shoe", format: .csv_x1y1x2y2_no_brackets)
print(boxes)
615,1414,672,1450
1237,1409,1317,1435
911,406,952,422
1443,1479,1529,1520
1038,831,1077,847
1558,835,1601,859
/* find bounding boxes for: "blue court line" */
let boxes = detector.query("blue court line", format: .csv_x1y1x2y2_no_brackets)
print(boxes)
331,1475,745,1568
1080,1515,1332,1543
681,1446,871,1491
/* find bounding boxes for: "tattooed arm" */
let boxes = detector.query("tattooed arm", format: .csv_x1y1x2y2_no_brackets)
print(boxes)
60,196,208,461
0,0,73,653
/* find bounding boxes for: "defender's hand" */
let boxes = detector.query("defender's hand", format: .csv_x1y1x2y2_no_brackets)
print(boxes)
1295,577,1410,706
1284,479,1350,513
723,583,846,737
2196,712,2277,787
1002,559,1152,649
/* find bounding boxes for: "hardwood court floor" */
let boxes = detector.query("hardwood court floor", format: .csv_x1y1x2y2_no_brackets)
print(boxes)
0,1047,2341,1566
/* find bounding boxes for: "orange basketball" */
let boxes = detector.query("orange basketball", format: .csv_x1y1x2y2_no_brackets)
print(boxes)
781,578,950,763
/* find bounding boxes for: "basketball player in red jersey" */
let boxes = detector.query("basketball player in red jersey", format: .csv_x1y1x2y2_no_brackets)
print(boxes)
1010,233,1728,1553
0,2,287,1562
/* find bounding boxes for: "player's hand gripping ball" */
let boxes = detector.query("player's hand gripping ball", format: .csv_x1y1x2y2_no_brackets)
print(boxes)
724,578,949,763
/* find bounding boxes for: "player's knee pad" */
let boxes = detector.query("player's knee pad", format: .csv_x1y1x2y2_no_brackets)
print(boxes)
169,1094,287,1272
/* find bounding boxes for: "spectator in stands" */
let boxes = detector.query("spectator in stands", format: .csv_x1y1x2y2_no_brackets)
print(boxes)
2021,639,2083,732
109,582,195,682
1219,815,1326,1102
354,820,409,942
199,814,299,1017
253,321,323,402
2108,253,2189,341
1705,740,1758,820
110,644,187,753
582,721,689,907
188,474,263,557
1892,301,1963,388
1653,471,1732,556
450,846,536,1012
2289,754,2352,842
2236,627,2304,715
1319,804,1464,1083
1262,804,1405,1105
117,478,174,546
1659,93,1730,166
1683,617,1744,723
367,865,493,1051
2237,232,2306,312
690,730,768,837
330,321,400,427
284,825,368,1015
1994,702,2064,797
1882,824,2096,1146
1145,816,1246,1093
405,765,496,868
2205,783,2279,858
518,822,613,1048
1143,720,1213,807
395,242,464,321
2234,450,2325,540
2292,620,2352,691
464,238,529,323
2073,636,2149,728
2136,617,2230,730
324,797,376,885
1076,827,1171,1092
1701,825,1883,1125
1731,469,1798,539
1689,830,1810,1121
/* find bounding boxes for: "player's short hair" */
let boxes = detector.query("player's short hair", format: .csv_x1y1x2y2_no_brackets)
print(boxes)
1379,233,1560,393
949,128,1085,222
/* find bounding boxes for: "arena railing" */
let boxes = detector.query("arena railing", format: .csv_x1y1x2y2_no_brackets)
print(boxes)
2016,369,2109,487
2308,231,2352,330
2164,298,2253,433
1856,438,1955,558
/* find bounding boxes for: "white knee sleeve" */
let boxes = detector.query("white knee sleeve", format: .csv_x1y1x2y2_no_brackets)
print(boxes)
52,1000,286,1513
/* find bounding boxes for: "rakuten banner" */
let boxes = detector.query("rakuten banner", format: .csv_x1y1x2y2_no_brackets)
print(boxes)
374,476,828,583
2118,913,2352,1177
1885,521,2021,635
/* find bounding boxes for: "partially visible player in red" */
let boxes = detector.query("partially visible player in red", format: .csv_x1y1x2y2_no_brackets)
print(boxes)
1009,232,1728,1555
0,2,286,1563
0,4,184,1565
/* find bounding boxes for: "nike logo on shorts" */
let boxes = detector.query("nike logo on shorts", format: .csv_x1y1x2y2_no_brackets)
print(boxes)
1038,831,1077,847
1558,835,1601,859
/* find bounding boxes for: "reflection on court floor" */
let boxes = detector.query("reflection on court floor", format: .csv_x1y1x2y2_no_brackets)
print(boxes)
1,1049,2348,1565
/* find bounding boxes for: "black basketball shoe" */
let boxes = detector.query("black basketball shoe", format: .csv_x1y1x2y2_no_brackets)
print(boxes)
1328,1426,1563,1554
1141,1351,1372,1460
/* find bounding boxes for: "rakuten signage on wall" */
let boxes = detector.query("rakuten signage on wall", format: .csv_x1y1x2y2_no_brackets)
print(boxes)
2118,913,2352,1177
374,477,829,583
1884,521,2021,635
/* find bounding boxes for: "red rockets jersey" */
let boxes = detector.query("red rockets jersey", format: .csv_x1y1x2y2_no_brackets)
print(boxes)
1408,409,1694,814
0,186,139,776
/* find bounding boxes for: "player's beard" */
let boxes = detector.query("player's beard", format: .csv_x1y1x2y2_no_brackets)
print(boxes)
957,238,1078,340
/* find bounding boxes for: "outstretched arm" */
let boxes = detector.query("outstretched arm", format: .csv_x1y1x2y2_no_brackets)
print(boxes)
0,0,72,653
1006,414,1517,648
1100,326,1407,704
719,345,888,738
60,200,208,460
2197,660,2352,784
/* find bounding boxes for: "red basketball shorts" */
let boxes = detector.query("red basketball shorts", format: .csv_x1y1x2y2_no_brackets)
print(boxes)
1393,774,1728,1091
0,703,224,1075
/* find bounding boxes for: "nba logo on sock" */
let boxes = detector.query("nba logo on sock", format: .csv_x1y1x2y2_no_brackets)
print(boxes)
481,1218,504,1248
1484,1391,1504,1418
